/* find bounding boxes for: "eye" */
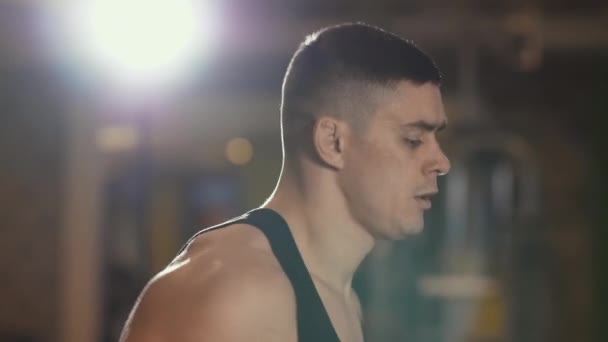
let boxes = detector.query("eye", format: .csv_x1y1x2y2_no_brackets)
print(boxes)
404,138,423,148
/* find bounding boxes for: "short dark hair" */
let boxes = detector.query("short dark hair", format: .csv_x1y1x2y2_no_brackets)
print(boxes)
280,22,441,153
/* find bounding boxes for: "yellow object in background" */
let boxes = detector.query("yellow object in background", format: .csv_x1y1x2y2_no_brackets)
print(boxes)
470,284,506,341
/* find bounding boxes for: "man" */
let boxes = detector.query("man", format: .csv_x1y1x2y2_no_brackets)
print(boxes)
120,22,450,342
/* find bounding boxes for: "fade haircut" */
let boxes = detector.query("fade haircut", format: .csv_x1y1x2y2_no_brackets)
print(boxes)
280,22,441,154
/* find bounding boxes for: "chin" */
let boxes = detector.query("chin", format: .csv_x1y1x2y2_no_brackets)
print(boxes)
381,222,423,240
399,218,425,236
408,224,424,235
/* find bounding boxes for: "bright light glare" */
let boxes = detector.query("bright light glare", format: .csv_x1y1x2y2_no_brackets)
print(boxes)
68,0,214,86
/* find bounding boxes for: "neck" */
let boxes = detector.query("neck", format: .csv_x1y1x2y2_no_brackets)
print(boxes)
262,160,375,297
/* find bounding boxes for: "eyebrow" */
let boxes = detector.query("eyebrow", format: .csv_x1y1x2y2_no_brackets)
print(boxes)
401,120,448,132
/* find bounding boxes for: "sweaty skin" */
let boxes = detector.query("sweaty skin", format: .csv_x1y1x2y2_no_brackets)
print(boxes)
120,81,450,342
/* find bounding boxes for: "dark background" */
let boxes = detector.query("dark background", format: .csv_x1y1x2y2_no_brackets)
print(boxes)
0,1,606,341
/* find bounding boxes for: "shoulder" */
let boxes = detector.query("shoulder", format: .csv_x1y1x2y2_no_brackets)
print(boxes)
120,223,297,342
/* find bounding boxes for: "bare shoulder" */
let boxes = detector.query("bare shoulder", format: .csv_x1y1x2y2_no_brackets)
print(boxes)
120,223,297,342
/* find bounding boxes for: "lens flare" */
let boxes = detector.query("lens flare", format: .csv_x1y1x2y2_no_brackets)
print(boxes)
64,0,217,86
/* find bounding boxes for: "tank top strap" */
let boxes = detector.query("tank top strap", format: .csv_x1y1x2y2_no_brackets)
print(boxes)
178,208,340,342
243,208,341,342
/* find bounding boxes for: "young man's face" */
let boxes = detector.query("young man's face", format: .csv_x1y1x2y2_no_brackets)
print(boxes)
340,80,450,239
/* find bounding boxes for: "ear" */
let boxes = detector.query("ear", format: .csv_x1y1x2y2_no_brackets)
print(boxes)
312,116,348,170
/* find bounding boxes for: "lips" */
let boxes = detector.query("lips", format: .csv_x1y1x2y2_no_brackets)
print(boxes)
415,196,432,209
415,191,437,210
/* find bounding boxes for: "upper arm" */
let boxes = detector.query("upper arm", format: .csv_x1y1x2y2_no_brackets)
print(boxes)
120,256,298,342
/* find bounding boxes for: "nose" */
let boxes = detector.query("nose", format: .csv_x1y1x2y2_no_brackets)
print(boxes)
436,148,451,176
427,140,451,177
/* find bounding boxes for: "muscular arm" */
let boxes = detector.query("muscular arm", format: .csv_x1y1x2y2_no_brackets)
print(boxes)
119,252,298,342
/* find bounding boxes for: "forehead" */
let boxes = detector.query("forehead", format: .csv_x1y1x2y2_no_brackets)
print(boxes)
374,81,447,129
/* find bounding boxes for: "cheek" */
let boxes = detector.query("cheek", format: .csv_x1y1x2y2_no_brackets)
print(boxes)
358,145,414,185
357,154,411,204
357,147,397,181
344,139,418,200
342,148,392,205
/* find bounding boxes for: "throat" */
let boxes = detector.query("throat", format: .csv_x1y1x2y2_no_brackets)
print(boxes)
263,173,376,297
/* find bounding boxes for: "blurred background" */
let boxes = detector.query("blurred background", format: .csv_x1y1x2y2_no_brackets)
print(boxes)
0,0,606,341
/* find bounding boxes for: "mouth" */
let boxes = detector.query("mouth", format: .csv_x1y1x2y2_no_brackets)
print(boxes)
415,192,437,210
415,196,432,209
